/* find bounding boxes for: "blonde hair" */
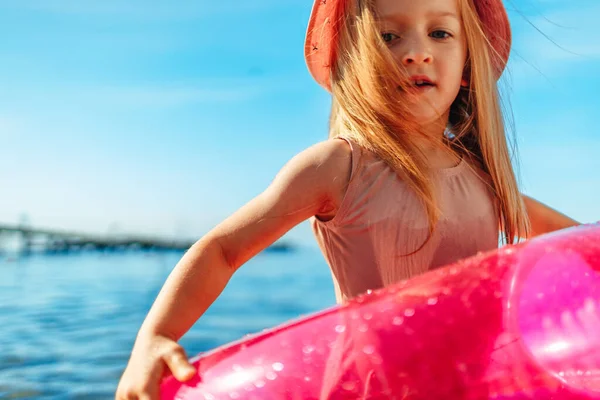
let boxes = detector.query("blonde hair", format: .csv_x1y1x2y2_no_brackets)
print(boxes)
328,0,530,247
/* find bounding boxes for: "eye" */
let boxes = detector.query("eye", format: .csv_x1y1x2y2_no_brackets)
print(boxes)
430,30,451,40
381,32,399,43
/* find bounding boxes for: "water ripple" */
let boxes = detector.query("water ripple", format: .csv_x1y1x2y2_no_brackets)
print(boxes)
0,250,333,398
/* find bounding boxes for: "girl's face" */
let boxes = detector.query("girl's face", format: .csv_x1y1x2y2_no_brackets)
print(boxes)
375,0,467,125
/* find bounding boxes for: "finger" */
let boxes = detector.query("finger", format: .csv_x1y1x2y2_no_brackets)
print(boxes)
133,383,159,400
143,379,161,400
163,349,196,382
116,389,139,400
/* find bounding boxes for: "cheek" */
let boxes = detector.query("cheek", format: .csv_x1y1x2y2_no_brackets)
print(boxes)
440,49,467,82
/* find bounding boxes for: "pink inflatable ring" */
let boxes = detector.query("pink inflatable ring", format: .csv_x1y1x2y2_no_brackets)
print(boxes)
161,224,600,399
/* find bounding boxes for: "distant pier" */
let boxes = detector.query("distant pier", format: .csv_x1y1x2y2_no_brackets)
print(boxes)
0,223,295,255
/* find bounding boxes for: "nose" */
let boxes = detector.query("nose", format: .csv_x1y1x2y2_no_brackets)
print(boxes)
401,37,432,65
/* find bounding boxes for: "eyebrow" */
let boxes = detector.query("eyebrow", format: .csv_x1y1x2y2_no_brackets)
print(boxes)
378,10,460,22
428,11,459,19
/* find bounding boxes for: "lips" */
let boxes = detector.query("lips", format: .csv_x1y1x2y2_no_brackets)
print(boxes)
410,75,435,87
414,80,434,87
397,75,436,94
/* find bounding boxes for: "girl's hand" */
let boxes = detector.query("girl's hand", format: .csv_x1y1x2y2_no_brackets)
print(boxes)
116,334,195,400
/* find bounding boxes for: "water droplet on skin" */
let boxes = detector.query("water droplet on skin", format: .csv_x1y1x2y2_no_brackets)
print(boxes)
272,362,284,372
335,325,346,333
255,380,266,388
404,308,415,317
358,324,368,332
342,381,357,391
304,376,311,382
392,316,404,326
363,312,373,320
366,290,373,295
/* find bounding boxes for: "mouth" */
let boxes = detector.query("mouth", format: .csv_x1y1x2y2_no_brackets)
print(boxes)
413,80,434,88
397,76,436,94
410,76,435,89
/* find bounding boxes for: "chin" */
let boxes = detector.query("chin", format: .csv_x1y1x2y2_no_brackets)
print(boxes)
408,107,445,124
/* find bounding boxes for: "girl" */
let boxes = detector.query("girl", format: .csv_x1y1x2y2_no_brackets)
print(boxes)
116,0,579,398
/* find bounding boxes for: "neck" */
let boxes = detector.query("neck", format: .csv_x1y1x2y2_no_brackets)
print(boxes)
410,114,461,169
411,114,450,150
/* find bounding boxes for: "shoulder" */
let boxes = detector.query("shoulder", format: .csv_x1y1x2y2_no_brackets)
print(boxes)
278,138,352,179
271,138,353,219
297,137,352,167
205,139,353,269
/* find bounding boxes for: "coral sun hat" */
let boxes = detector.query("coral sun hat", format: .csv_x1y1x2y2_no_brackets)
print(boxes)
304,0,512,91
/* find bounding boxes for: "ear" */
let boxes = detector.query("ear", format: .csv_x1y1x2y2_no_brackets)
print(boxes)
461,78,469,88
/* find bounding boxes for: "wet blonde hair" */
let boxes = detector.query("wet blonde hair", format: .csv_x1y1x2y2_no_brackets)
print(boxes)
329,0,530,246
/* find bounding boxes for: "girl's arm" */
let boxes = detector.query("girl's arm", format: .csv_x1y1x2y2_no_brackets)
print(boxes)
116,139,352,400
139,139,352,341
522,194,580,238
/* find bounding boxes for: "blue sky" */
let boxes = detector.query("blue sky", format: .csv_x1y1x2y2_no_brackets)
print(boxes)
0,0,598,246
